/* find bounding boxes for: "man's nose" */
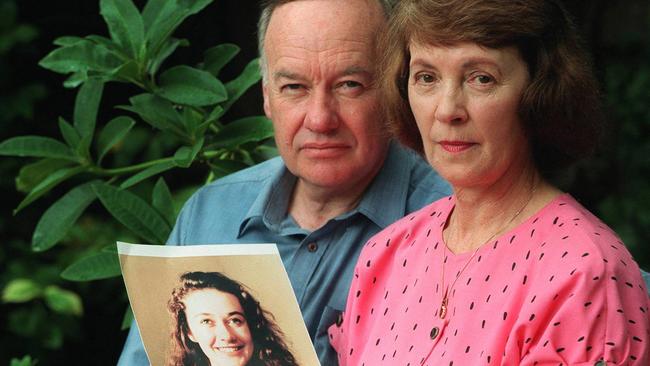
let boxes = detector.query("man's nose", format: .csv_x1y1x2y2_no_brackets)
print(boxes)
304,89,340,133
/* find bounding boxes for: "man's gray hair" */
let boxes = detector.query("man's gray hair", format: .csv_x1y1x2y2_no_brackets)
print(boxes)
257,0,394,83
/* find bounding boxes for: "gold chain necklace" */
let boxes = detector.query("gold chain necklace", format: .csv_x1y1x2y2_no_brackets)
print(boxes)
438,182,538,319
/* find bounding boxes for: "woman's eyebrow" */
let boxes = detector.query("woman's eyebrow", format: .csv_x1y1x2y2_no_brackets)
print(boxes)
409,58,435,69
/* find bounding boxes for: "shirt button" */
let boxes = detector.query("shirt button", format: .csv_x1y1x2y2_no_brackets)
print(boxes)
307,242,318,252
430,326,439,340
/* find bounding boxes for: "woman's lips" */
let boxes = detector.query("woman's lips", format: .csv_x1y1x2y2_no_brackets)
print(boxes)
439,141,475,153
214,345,245,353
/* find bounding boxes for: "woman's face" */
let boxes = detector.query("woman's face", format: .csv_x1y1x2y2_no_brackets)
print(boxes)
183,289,254,366
407,42,531,188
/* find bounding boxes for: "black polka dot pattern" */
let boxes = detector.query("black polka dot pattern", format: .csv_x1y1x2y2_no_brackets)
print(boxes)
329,194,650,365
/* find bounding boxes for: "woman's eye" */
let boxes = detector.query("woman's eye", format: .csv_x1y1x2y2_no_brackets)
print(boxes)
228,316,245,326
200,318,214,326
471,74,494,85
415,73,435,84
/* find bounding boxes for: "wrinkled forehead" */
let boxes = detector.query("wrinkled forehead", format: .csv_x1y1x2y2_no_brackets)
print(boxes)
264,0,385,55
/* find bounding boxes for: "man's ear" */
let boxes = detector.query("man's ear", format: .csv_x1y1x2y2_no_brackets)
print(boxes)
262,83,272,119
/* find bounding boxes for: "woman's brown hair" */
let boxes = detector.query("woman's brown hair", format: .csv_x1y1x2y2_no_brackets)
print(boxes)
380,0,603,174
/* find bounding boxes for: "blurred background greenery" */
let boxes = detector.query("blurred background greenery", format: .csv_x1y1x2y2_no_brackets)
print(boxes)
0,0,648,364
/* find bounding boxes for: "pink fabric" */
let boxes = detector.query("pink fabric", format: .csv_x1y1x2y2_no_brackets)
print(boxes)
330,194,649,365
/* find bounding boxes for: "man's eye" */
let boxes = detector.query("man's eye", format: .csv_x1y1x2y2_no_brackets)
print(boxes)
476,75,492,83
341,80,362,88
282,84,303,91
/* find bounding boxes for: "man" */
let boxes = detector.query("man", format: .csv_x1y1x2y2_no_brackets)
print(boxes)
118,0,450,364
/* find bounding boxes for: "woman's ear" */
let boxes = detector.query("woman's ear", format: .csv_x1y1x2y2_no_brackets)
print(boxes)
187,329,197,343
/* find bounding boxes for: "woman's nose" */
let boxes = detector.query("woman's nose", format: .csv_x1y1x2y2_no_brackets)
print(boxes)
434,84,468,125
214,323,236,341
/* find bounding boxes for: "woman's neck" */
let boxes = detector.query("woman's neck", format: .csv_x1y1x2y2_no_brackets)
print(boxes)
444,165,560,254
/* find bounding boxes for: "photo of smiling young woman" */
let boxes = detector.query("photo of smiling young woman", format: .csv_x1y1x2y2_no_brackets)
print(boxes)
167,272,299,366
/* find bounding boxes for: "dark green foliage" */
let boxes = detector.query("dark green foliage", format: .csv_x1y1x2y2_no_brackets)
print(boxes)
1,0,275,363
1,0,648,365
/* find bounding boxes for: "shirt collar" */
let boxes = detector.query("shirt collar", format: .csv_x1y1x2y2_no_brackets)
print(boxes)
356,141,413,228
238,140,413,235
238,162,297,236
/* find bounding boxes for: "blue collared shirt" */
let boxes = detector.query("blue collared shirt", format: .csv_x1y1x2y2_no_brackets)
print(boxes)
117,141,450,365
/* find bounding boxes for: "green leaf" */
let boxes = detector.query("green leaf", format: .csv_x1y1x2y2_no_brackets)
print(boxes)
32,182,97,252
10,355,36,366
143,0,212,57
53,36,84,47
210,159,250,179
251,144,280,162
121,305,134,330
119,160,176,189
120,93,185,135
86,34,127,58
14,166,85,214
203,43,239,77
61,251,121,281
102,243,119,253
148,37,188,75
44,286,83,316
0,136,76,161
92,182,171,244
97,116,136,162
222,58,262,112
110,60,140,83
204,105,225,125
174,138,204,168
16,159,73,193
38,41,123,75
152,177,175,227
182,111,199,141
157,65,227,107
2,279,42,303
74,78,104,154
63,71,88,88
209,116,274,149
99,0,145,60
58,117,81,149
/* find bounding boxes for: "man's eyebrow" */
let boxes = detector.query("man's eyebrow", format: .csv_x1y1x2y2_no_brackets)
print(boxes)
273,70,302,81
342,66,371,76
273,67,371,81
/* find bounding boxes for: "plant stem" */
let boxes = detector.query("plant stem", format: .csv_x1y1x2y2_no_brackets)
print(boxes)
89,157,176,176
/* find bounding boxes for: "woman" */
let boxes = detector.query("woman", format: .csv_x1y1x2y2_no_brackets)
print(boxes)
167,271,299,366
329,0,649,365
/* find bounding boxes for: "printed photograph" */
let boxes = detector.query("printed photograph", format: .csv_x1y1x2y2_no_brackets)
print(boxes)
117,243,319,366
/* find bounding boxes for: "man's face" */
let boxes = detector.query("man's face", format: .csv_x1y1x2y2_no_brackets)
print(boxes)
262,0,390,193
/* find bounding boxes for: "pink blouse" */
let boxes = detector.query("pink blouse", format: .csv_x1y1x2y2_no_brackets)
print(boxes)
329,194,649,365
